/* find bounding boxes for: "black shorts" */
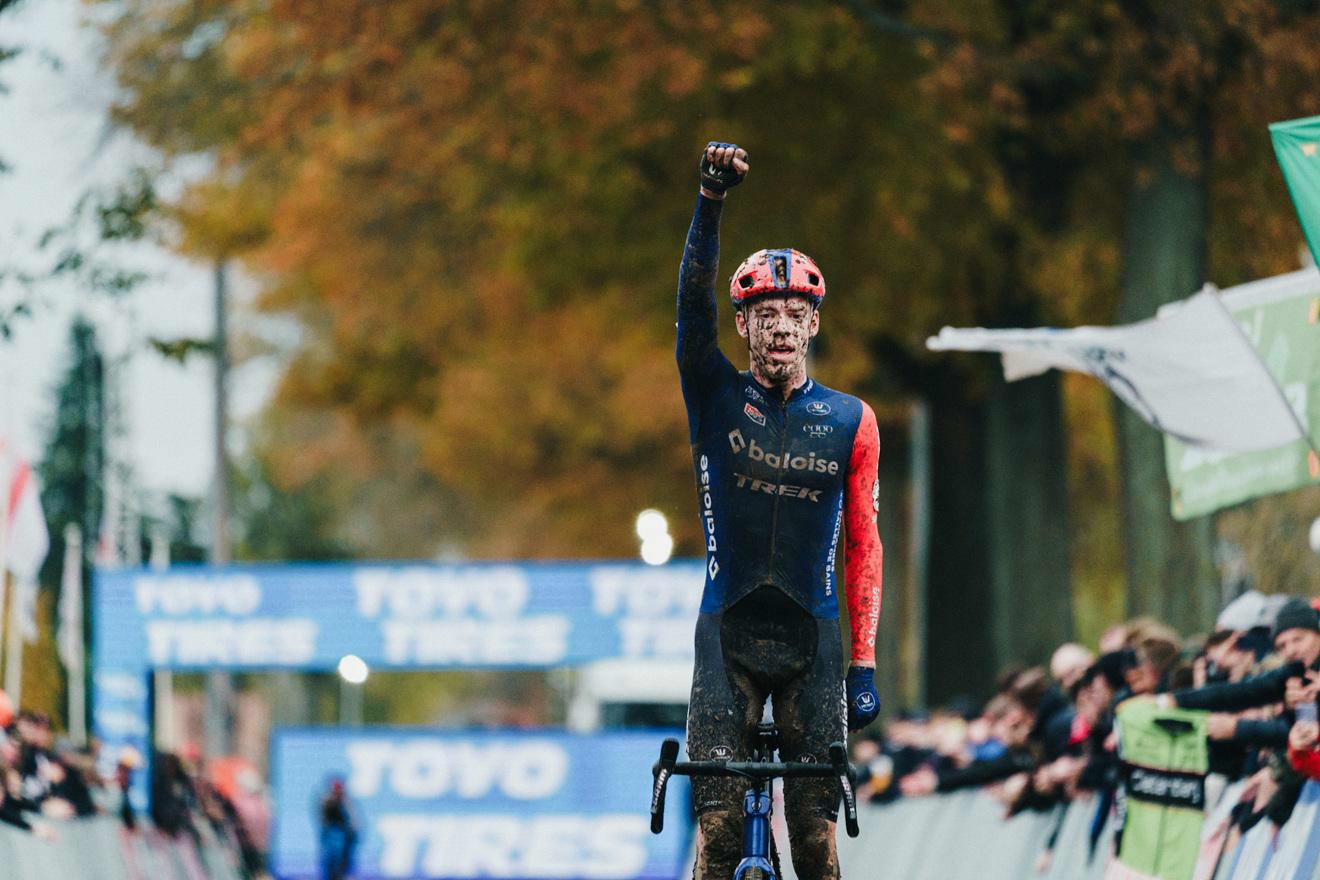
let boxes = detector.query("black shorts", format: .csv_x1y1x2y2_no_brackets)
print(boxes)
685,585,846,821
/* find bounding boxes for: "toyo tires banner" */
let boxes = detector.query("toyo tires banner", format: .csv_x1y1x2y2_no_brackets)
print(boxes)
93,560,703,810
95,561,703,672
270,728,692,880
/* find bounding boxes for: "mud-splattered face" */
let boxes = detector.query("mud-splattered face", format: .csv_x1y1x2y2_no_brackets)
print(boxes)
734,296,819,386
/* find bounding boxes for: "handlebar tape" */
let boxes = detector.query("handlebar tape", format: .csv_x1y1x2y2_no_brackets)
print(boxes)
651,738,681,834
829,742,860,838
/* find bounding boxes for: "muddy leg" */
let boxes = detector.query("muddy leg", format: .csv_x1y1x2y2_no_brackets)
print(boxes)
782,800,840,880
693,810,744,880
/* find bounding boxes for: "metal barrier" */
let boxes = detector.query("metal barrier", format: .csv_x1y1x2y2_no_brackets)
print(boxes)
14,786,1316,880
832,791,1112,880
679,789,1114,880
0,816,244,880
827,782,1320,880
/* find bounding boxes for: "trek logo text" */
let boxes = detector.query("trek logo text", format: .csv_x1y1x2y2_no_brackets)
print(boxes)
733,473,823,503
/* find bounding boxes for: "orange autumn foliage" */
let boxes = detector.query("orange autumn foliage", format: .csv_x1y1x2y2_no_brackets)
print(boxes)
93,0,1320,571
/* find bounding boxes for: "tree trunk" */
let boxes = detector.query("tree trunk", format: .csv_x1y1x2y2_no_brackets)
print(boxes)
985,371,1074,671
860,409,927,716
922,366,1074,705
924,374,995,703
1115,136,1218,632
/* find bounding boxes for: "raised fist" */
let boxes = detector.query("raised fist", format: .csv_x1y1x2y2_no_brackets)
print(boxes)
700,141,749,198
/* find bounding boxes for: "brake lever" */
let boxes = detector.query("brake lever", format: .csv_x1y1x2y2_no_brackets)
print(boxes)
651,738,681,834
828,742,860,838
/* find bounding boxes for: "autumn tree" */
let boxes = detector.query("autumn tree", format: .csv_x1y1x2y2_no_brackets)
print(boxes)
92,0,1320,703
878,1,1320,670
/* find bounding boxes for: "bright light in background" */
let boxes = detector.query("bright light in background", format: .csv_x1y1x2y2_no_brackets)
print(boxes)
640,533,675,566
1310,516,1320,555
337,654,369,685
637,509,673,565
635,509,668,541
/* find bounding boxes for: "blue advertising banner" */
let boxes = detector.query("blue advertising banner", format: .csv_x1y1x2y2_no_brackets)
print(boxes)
95,561,704,671
271,728,692,880
92,561,703,808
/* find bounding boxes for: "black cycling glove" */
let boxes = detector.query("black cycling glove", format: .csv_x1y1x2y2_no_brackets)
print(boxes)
699,142,747,195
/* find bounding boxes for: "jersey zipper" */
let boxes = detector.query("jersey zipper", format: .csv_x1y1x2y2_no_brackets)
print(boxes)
767,395,790,566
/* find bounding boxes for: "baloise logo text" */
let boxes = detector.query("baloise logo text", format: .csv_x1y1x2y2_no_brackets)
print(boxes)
727,430,840,475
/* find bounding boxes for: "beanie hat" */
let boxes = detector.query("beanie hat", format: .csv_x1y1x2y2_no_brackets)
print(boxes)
1271,597,1320,641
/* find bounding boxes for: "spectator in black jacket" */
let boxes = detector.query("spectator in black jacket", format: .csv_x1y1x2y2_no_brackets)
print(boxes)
151,752,199,840
1165,598,1320,721
1158,598,1320,826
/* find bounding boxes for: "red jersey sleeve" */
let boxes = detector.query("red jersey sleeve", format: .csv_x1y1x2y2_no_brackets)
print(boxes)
1290,745,1320,781
844,401,883,666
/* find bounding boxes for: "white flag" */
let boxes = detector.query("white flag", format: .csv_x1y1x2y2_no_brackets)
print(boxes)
926,287,1308,453
0,443,50,641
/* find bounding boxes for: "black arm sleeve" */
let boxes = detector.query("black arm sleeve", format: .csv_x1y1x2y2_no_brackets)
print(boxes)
0,800,33,831
1231,718,1291,750
1076,750,1118,792
1173,663,1303,713
1265,762,1306,827
676,195,726,382
935,750,1036,793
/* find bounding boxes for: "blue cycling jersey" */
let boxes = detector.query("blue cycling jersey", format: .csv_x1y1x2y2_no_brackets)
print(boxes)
677,195,874,621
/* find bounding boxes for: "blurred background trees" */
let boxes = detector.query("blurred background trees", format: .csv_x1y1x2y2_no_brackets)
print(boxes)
70,0,1320,704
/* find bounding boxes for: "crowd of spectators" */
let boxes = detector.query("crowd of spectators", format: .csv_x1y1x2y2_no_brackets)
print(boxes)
0,703,99,839
852,591,1320,869
0,693,269,879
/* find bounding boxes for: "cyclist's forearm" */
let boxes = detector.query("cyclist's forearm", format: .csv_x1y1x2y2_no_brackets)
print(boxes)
676,194,724,376
844,402,883,666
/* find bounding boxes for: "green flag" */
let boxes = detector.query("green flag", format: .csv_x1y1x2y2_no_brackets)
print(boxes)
1271,115,1320,266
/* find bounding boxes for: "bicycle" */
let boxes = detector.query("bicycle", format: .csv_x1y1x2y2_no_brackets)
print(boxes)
649,722,860,880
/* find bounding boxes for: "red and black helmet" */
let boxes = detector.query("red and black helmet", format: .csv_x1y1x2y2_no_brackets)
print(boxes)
729,248,826,308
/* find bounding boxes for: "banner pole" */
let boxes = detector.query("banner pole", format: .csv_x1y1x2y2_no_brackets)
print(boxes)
63,523,86,745
4,580,22,705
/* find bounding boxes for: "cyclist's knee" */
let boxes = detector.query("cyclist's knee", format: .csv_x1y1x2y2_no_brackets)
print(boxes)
784,786,840,880
693,810,742,879
784,812,839,880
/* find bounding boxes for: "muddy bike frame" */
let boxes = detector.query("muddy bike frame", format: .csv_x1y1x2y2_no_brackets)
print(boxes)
649,723,860,880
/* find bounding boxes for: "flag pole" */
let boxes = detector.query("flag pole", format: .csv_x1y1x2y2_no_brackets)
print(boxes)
62,523,85,745
4,587,22,706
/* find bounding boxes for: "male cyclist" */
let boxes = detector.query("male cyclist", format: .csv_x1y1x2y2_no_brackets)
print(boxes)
677,141,883,880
